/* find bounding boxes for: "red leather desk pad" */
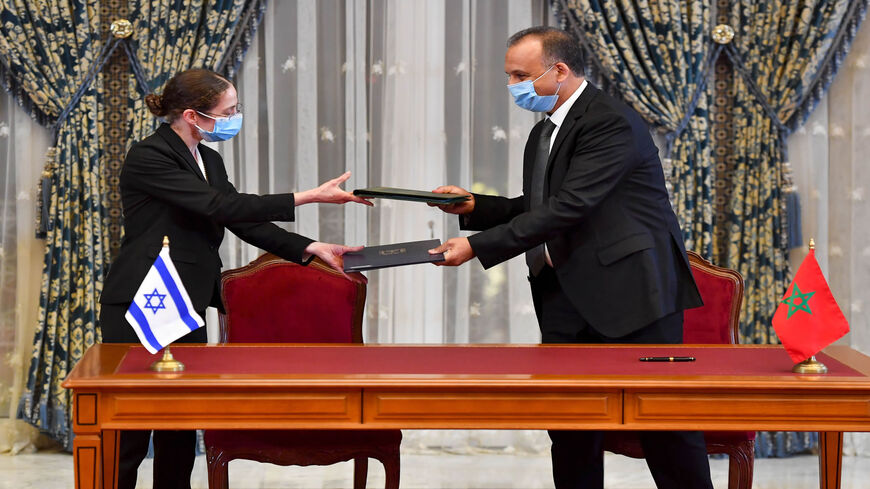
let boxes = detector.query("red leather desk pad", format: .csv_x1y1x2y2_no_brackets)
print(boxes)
116,345,863,378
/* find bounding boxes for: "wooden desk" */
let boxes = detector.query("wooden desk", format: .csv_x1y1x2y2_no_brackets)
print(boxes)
63,343,870,489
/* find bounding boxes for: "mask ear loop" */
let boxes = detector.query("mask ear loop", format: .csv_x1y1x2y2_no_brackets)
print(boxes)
534,65,564,98
192,111,215,136
544,65,562,98
195,110,220,121
532,65,555,84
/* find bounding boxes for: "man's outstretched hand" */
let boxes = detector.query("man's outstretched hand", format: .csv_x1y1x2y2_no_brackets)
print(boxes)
429,185,474,215
429,237,474,267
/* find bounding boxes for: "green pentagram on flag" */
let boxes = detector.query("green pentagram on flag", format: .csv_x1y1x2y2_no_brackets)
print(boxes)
782,283,815,319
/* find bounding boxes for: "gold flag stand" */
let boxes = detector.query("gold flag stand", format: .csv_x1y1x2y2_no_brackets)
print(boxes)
790,239,828,375
150,347,185,372
793,355,828,374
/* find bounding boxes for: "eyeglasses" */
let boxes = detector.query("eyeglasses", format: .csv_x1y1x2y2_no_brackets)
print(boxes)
199,103,243,118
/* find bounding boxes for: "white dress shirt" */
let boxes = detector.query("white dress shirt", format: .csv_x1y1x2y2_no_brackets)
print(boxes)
541,79,588,266
547,79,587,152
193,146,207,182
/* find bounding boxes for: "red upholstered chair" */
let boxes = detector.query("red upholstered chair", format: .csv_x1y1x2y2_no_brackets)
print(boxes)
603,250,754,489
204,253,402,489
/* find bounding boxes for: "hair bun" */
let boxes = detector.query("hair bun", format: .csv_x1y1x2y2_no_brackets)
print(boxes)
144,93,166,116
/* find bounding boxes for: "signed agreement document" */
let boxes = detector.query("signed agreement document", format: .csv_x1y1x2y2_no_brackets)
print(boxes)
343,239,445,272
353,187,470,204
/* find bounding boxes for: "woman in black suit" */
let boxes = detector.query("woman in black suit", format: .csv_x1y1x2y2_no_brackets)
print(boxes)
99,68,370,489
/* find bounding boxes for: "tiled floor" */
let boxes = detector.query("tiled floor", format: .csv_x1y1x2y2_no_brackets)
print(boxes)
1,448,869,488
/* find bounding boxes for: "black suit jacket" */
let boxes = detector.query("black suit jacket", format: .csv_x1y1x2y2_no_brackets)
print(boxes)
463,84,702,337
101,123,314,312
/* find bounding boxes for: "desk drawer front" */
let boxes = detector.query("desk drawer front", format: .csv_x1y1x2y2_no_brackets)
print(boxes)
626,392,870,431
106,391,362,429
364,390,621,429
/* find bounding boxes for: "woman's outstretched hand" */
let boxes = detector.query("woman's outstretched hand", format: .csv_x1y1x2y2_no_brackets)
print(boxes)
295,172,373,206
304,242,367,283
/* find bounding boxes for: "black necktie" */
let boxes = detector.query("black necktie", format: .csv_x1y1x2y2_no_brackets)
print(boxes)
525,119,556,276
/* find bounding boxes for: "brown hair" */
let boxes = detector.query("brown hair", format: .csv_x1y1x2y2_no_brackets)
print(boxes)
144,68,232,122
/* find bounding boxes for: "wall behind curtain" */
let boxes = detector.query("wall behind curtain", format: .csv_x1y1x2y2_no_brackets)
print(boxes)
788,19,870,456
216,0,551,452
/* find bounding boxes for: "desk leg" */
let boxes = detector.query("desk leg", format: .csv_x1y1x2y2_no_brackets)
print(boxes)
102,430,119,489
73,434,101,489
71,429,119,489
818,431,843,489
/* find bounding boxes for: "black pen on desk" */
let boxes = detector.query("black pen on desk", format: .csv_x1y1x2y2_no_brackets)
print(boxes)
639,356,696,362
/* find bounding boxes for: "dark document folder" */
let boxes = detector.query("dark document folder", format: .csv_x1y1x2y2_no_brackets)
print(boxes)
353,187,470,204
343,239,445,272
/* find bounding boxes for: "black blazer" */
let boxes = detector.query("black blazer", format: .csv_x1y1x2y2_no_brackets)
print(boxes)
101,123,314,312
463,84,702,337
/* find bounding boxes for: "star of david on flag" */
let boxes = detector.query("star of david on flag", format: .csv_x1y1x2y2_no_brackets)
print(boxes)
125,239,204,354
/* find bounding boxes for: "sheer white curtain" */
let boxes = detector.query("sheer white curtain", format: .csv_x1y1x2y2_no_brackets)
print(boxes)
0,94,50,453
787,19,870,457
218,0,550,452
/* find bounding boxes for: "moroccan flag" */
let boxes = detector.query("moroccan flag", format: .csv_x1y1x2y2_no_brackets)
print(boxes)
772,249,850,363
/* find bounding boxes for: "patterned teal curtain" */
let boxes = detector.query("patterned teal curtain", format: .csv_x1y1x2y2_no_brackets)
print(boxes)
724,0,864,343
556,0,715,256
557,0,866,341
1,0,265,451
723,0,866,458
0,0,109,449
127,0,266,143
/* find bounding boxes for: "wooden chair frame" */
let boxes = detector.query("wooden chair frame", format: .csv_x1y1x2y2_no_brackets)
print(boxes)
206,253,400,489
216,253,366,344
686,250,744,344
605,250,752,489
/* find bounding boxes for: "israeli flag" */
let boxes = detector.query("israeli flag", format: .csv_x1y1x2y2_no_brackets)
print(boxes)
125,244,204,354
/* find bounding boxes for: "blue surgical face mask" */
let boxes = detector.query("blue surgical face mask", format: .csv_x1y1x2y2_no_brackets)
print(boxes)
507,65,562,112
195,111,243,142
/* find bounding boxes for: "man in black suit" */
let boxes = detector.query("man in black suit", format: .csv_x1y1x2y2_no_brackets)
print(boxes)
429,27,713,489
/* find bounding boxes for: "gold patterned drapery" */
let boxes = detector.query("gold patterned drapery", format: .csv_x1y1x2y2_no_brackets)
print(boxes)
2,0,265,450
716,0,866,457
718,0,864,344
0,0,110,449
557,0,867,343
126,0,266,143
560,0,716,255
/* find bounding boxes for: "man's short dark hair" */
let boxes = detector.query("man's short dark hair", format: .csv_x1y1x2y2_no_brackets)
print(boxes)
507,26,585,76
